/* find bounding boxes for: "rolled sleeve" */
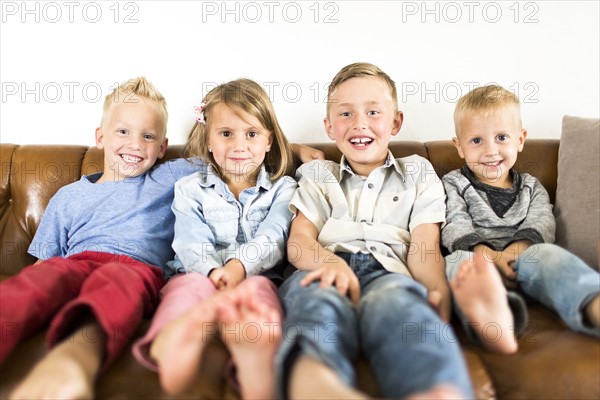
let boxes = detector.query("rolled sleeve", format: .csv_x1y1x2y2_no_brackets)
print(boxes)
407,158,446,232
290,161,336,231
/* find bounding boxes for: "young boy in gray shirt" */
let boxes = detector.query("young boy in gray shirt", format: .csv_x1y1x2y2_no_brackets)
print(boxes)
443,84,600,354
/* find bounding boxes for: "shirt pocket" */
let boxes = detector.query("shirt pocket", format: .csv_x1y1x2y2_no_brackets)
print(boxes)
375,191,411,228
247,207,270,237
203,208,239,244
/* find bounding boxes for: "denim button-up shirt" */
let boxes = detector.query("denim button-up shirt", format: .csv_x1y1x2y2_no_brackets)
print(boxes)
165,165,297,279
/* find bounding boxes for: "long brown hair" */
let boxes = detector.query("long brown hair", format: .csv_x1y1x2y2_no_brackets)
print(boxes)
184,78,294,181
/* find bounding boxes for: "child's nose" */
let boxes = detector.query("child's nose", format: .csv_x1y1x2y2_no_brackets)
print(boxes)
234,134,247,149
484,141,499,155
128,134,143,150
352,114,367,130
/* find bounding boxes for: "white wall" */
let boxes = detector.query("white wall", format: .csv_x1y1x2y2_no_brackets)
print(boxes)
1,0,598,146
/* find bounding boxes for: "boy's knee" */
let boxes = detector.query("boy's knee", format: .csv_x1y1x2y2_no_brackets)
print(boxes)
286,284,353,319
517,243,578,278
519,243,564,266
361,278,425,312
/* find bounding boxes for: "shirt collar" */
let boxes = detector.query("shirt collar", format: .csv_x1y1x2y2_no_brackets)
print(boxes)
460,165,520,191
339,150,403,180
200,164,272,191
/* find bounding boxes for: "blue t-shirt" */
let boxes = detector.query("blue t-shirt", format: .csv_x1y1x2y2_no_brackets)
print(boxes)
28,158,204,269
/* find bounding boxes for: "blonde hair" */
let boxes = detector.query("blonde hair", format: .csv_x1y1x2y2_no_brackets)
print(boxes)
183,78,294,181
101,77,168,137
454,85,521,135
327,62,398,116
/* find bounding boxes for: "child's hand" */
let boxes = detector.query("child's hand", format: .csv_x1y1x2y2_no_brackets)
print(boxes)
300,257,360,304
427,288,452,323
495,257,519,289
475,244,521,289
292,143,325,163
501,241,531,263
209,259,246,290
498,241,530,289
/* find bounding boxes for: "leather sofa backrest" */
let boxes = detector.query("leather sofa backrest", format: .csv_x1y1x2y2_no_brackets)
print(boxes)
0,140,558,276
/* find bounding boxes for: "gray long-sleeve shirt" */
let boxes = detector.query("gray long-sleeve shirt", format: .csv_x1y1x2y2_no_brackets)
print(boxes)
441,166,555,253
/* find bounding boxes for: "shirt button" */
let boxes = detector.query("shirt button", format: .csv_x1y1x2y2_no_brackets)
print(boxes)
368,183,374,189
370,246,376,252
393,196,399,201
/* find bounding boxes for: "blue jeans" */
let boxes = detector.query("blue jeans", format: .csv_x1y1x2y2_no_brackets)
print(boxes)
446,243,600,339
275,252,473,399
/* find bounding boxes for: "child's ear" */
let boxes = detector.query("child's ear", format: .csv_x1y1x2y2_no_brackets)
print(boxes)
391,111,404,137
324,117,335,141
95,127,105,149
518,129,528,152
452,137,465,159
264,134,273,153
158,137,169,159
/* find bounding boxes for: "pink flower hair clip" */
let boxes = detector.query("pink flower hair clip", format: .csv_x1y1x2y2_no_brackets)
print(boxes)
193,101,207,125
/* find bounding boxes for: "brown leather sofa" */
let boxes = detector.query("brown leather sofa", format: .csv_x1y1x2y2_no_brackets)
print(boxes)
1,140,598,399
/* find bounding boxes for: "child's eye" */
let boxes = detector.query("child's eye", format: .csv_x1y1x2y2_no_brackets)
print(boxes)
340,112,351,117
220,130,232,138
144,133,156,141
367,110,379,116
497,134,508,142
471,138,482,145
247,131,258,138
117,129,127,135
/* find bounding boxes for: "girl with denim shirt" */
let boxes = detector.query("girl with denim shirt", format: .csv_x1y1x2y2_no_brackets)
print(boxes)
132,79,297,399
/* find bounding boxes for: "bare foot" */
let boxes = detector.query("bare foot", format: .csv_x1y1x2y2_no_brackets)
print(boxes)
218,291,282,400
451,252,518,354
10,323,105,400
584,294,600,328
289,356,367,400
406,383,466,399
151,293,224,395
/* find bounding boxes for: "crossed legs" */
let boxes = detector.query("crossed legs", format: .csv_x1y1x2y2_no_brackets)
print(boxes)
149,276,283,399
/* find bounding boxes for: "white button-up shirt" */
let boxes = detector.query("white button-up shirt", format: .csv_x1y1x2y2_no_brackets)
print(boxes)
290,151,446,277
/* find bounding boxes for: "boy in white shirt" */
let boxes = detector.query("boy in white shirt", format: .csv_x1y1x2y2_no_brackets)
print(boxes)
275,63,472,399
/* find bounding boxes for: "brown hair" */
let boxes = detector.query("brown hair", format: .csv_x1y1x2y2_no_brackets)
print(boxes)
183,78,294,181
454,84,521,135
326,62,398,116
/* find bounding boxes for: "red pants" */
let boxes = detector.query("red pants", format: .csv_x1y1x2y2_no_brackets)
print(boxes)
0,251,164,368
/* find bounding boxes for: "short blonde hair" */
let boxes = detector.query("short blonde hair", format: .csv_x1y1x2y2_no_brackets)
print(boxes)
101,77,168,137
184,78,294,181
327,62,398,116
454,85,521,135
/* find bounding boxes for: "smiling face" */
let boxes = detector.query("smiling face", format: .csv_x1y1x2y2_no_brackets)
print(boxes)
208,103,272,185
453,106,527,188
95,96,167,183
324,76,403,176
